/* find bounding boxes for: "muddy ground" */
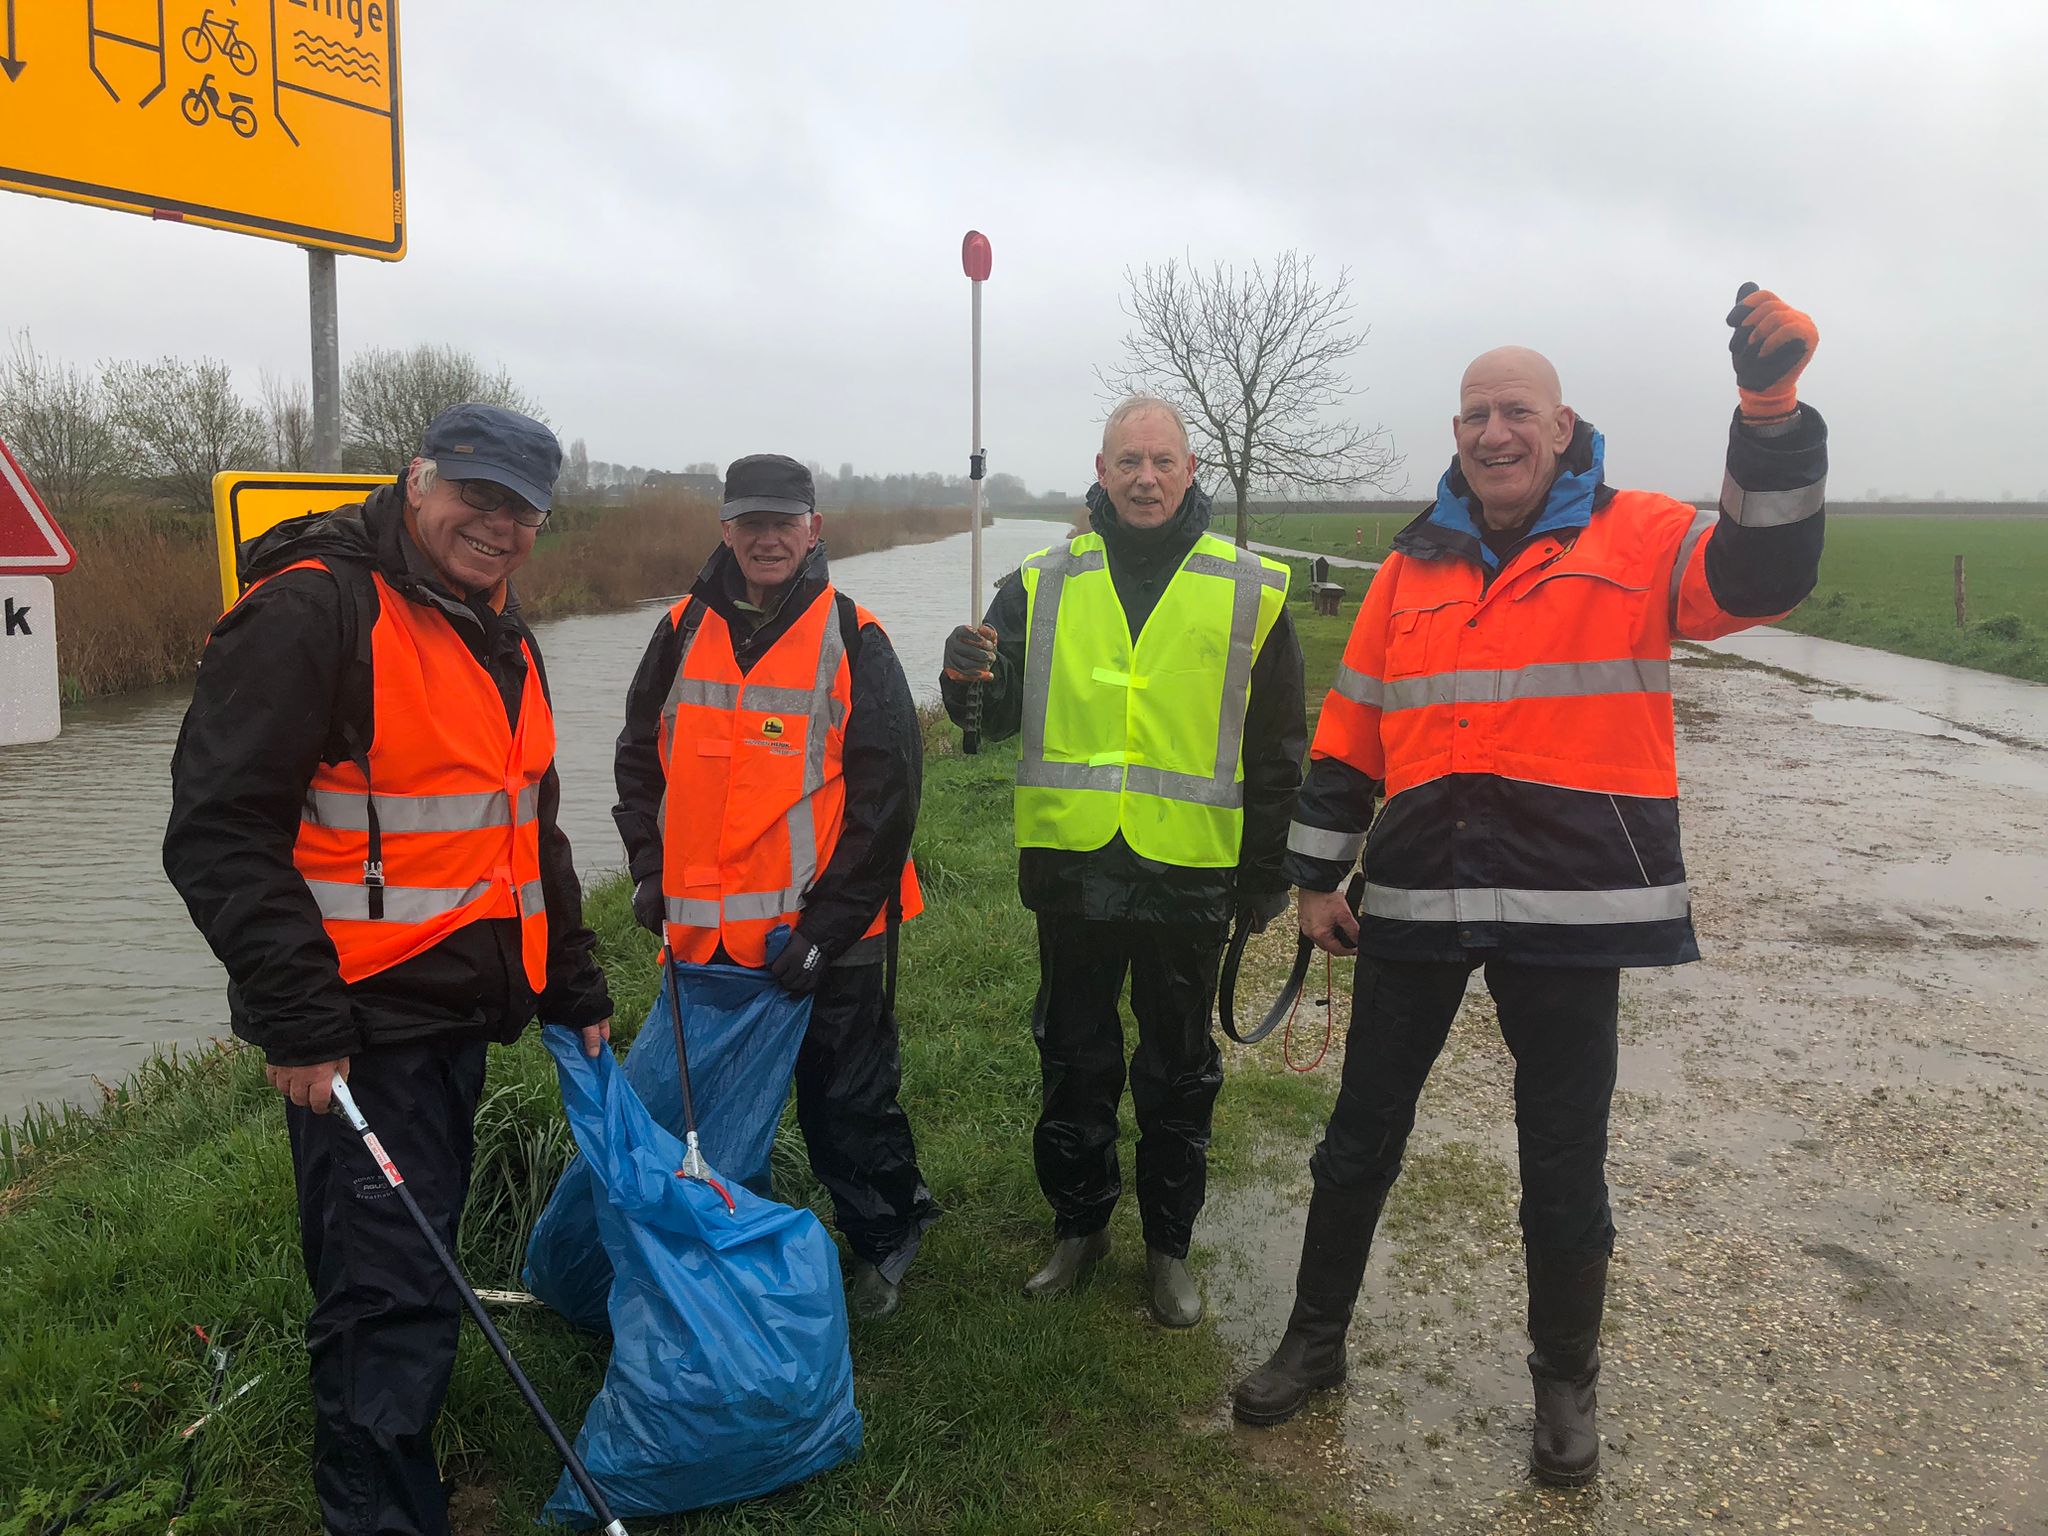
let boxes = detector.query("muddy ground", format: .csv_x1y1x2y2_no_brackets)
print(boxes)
1204,649,2048,1535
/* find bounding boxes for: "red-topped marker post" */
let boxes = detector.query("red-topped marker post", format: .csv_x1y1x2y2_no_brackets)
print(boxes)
961,229,992,754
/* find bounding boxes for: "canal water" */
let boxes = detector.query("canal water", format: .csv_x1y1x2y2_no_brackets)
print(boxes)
0,519,1059,1121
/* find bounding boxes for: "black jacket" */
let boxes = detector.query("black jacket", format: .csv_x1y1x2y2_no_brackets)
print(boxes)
939,483,1306,929
163,483,613,1067
613,541,922,963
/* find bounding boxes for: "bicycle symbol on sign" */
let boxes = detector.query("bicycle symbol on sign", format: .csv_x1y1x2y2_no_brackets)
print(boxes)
181,72,259,138
182,8,259,76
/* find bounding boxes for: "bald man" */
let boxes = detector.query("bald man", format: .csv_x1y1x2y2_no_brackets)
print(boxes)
1232,287,1827,1487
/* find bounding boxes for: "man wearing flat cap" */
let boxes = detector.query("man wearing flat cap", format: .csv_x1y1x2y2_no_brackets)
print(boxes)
614,453,937,1320
166,402,615,1536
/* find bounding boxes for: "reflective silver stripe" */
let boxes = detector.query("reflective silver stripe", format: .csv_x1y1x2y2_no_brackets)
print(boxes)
1669,506,1719,621
301,786,538,833
1719,472,1825,528
1380,658,1670,713
723,887,805,921
1182,550,1288,591
1016,758,1124,792
1287,821,1366,863
1019,545,1105,775
741,683,817,715
519,879,546,917
665,895,720,927
306,877,498,924
1360,881,1691,925
1332,664,1384,709
1125,763,1244,809
664,889,804,927
674,678,740,709
1206,543,1280,795
657,603,704,769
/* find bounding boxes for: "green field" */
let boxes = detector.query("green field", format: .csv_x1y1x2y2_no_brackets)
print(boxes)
1775,515,2046,683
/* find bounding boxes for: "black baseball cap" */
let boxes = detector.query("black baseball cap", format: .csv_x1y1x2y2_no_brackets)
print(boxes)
420,403,562,512
721,454,816,520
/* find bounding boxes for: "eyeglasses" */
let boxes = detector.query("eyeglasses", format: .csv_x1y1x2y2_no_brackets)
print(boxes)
455,479,549,528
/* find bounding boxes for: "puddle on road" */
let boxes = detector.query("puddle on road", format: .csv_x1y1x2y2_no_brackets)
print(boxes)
1808,694,2002,748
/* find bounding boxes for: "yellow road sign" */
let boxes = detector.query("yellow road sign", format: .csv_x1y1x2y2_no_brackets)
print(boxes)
0,1,404,258
213,469,385,610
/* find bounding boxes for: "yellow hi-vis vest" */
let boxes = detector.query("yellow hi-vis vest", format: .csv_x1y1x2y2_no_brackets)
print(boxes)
1016,530,1288,867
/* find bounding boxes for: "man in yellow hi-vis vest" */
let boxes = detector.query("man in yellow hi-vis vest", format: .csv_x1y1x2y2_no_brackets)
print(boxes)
941,396,1305,1327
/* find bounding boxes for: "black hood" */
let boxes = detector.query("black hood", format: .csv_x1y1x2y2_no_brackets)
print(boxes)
1085,479,1214,553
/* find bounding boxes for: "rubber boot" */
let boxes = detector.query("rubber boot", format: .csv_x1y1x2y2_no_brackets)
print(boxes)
1231,1180,1385,1426
1023,1230,1111,1299
1145,1248,1202,1328
848,1260,902,1322
1525,1247,1608,1487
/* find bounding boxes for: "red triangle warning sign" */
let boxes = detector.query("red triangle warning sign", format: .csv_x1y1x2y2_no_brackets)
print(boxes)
0,435,76,575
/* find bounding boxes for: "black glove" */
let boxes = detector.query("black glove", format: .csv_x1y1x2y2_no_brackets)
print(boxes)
632,874,664,936
943,623,997,682
769,928,827,995
1239,888,1290,935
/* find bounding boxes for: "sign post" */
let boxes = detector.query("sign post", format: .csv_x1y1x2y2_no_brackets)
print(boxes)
961,229,992,755
0,437,77,746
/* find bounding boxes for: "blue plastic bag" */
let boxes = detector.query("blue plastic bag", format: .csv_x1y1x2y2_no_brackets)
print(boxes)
537,1025,861,1525
525,958,812,1330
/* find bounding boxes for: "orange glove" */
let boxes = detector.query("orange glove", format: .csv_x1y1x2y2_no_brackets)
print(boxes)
1726,282,1818,423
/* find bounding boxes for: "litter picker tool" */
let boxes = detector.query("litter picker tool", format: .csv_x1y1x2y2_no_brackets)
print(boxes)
660,948,736,1213
164,1325,229,1533
961,229,992,754
328,1074,629,1536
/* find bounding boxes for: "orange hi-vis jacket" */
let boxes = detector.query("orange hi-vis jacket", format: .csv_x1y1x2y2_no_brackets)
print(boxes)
275,562,555,991
658,583,922,967
1289,416,1826,967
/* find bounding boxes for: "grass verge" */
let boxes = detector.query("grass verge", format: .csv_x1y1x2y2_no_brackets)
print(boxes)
1,675,1374,1534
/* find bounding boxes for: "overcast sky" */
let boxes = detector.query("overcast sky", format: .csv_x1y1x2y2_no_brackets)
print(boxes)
7,1,2044,502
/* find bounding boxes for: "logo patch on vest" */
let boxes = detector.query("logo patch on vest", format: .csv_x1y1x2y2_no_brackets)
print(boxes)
761,716,785,737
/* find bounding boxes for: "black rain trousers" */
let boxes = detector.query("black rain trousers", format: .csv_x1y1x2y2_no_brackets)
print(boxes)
795,959,939,1281
285,1042,487,1536
1310,955,1620,1254
1030,913,1226,1259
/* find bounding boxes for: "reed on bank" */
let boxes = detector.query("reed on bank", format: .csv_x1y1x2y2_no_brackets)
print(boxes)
48,491,968,702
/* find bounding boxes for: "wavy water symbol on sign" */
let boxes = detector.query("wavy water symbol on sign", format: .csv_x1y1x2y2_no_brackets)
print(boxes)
271,0,393,146
291,29,379,85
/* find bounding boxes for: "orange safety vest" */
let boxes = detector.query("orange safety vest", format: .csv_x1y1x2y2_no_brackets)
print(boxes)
658,584,922,967
258,561,554,990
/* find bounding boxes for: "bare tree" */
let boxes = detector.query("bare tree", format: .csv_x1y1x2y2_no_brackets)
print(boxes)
259,369,317,471
0,332,126,517
1100,251,1404,547
342,343,545,473
559,436,590,499
102,355,267,514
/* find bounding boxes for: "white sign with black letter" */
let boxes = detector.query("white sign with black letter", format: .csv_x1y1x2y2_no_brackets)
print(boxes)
0,577,60,745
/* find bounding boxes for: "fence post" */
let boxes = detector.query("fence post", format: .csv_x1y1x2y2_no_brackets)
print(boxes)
1954,554,1966,629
